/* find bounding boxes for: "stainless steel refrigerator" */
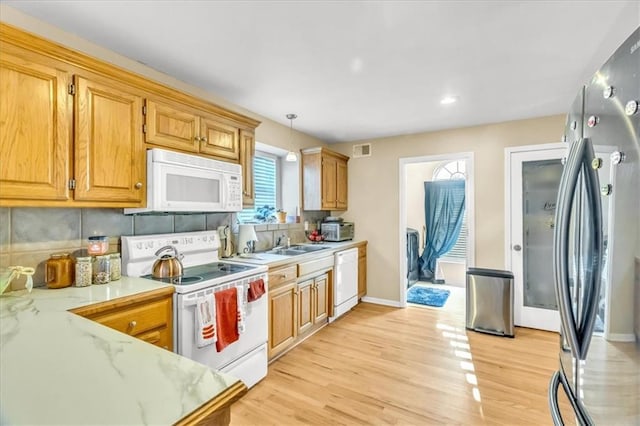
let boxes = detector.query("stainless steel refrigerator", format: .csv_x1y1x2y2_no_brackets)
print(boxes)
548,27,639,425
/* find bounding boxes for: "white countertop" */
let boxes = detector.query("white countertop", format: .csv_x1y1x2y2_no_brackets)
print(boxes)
0,277,239,425
229,240,366,267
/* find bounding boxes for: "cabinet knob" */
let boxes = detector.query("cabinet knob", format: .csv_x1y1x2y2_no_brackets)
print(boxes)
134,182,143,189
195,136,201,142
129,320,137,330
201,136,208,143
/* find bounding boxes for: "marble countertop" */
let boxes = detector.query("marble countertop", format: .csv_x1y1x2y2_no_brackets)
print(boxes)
0,277,240,425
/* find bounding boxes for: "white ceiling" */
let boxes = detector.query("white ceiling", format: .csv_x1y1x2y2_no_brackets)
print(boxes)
5,1,639,143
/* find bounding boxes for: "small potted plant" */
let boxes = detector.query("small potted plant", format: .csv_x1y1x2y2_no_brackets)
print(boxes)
254,205,276,223
276,209,287,224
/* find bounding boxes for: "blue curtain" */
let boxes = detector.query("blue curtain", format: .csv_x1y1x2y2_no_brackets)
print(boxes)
418,180,466,281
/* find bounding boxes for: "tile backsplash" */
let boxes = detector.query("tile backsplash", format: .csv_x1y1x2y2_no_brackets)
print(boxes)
0,207,325,289
0,207,231,289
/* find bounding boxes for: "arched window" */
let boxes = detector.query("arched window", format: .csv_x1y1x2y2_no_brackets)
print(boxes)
433,160,466,181
433,160,467,260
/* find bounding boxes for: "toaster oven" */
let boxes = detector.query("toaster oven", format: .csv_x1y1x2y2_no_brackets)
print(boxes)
321,222,354,242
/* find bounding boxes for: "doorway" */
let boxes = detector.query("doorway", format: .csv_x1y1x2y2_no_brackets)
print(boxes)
399,153,475,308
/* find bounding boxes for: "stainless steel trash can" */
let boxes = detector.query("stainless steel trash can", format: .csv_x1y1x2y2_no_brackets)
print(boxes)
465,267,514,337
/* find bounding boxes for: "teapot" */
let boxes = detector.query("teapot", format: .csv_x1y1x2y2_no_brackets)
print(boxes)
152,245,184,278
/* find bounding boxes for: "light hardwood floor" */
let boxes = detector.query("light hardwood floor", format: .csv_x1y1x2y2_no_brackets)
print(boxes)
232,287,572,425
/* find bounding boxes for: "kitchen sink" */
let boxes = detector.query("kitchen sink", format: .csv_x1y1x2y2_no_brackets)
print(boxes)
267,248,307,256
288,244,329,252
265,244,330,256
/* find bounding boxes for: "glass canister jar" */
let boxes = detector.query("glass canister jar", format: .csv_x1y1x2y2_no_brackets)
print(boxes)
87,236,109,256
45,253,74,289
92,255,111,285
74,256,92,287
109,253,121,281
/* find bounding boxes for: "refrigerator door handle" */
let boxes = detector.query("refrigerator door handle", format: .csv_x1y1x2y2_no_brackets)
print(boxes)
553,137,585,361
549,371,565,426
576,138,603,359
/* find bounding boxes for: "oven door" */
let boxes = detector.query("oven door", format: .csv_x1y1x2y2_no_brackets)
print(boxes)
175,275,268,378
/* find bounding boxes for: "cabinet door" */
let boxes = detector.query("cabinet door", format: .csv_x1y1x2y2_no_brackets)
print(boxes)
144,99,198,152
199,116,239,161
74,76,145,204
358,244,367,298
313,273,329,323
239,129,255,207
297,279,313,335
321,155,337,209
336,159,348,210
269,281,297,359
0,51,71,202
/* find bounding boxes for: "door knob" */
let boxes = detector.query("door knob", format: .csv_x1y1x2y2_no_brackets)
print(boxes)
513,244,522,251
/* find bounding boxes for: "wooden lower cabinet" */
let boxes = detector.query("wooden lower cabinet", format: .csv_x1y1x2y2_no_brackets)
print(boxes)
268,281,297,359
70,287,174,351
268,262,332,361
312,273,329,323
358,242,367,298
297,279,313,335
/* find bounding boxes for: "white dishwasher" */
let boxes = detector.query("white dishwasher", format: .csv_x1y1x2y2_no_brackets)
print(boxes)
330,248,359,322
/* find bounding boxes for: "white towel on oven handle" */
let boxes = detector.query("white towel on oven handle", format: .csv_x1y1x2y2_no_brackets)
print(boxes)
196,294,217,348
236,284,246,334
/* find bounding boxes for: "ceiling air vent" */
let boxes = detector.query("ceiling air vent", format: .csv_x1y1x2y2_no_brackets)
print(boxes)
353,143,371,158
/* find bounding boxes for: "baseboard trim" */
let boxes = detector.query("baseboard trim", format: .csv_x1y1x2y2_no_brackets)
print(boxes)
360,296,402,308
606,333,636,342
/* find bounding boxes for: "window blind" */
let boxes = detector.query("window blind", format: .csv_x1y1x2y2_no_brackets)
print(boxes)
237,155,277,223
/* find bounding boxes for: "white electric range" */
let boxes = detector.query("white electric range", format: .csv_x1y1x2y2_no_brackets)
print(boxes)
121,230,268,388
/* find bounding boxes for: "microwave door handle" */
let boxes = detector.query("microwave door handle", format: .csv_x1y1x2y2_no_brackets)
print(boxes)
575,138,604,359
553,137,585,361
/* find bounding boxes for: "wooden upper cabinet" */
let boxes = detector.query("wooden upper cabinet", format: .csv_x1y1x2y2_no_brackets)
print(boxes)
0,24,259,207
144,99,240,162
302,147,349,211
144,99,198,152
74,76,145,204
0,50,71,202
336,160,348,210
239,129,255,207
199,116,239,161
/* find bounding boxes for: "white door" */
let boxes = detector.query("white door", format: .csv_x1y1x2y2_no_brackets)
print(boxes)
507,145,566,332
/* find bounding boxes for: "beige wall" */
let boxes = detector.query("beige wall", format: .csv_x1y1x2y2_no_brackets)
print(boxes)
0,5,327,154
331,115,566,303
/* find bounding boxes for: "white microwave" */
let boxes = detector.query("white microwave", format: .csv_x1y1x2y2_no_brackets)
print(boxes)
124,148,243,214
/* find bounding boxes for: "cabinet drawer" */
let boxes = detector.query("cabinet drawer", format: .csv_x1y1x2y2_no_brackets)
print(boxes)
269,265,297,289
94,298,171,337
297,256,334,278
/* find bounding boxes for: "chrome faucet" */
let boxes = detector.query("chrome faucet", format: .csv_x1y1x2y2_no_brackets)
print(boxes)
275,234,290,248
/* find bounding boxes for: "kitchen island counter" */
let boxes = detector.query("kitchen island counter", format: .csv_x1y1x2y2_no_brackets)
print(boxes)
0,277,245,425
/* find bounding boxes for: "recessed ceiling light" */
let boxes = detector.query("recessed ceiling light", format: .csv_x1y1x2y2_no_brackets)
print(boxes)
440,96,459,105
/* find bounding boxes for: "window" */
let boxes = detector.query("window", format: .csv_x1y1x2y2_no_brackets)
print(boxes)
237,153,278,223
433,160,467,260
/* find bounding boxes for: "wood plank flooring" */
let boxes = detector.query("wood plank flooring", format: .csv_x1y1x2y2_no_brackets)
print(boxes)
231,286,573,425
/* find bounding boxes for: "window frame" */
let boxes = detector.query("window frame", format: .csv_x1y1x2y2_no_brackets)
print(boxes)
237,150,281,223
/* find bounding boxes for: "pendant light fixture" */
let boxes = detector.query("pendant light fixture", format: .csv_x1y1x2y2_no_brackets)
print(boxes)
285,113,298,162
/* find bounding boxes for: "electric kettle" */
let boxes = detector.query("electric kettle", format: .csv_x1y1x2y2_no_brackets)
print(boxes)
152,245,184,278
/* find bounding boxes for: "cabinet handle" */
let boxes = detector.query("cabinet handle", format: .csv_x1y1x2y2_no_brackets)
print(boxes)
134,182,143,189
201,136,208,143
128,320,137,331
195,136,201,142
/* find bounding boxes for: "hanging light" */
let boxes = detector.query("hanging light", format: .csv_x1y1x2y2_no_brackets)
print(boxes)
285,113,298,162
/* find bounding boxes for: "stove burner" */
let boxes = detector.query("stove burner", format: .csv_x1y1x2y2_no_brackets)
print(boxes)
172,276,203,285
141,261,257,287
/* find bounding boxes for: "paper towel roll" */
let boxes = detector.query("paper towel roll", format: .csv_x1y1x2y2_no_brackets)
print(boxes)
237,224,258,254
